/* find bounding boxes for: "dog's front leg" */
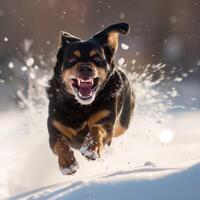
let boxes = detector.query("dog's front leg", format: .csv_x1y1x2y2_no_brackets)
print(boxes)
80,125,108,160
48,118,80,175
53,138,79,175
80,110,116,160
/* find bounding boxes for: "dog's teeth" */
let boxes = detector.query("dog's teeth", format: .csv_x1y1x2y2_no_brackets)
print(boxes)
78,79,81,86
79,92,83,97
80,79,92,84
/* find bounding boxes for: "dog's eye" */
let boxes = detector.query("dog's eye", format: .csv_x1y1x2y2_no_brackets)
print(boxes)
93,56,102,63
68,57,78,65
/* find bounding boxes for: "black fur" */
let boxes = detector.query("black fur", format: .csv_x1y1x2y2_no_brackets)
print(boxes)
47,23,135,174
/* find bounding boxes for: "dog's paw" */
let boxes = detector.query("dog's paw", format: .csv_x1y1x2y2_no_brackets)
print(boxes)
58,147,79,175
60,160,79,175
80,144,99,160
80,125,106,160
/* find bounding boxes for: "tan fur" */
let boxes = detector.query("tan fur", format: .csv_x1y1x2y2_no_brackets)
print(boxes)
87,110,110,127
52,120,77,140
114,120,126,137
61,68,74,94
97,67,107,84
54,140,76,170
108,32,119,50
89,49,97,57
83,125,106,157
73,50,81,57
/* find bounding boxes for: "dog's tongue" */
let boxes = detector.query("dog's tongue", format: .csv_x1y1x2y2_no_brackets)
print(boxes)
79,82,93,97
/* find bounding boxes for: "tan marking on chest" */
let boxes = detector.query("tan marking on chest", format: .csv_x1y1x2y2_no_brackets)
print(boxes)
87,110,110,127
52,120,78,140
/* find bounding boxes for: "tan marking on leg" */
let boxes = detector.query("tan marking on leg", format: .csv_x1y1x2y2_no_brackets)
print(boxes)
53,120,77,140
114,120,126,137
73,50,81,57
90,125,106,155
54,140,77,174
89,49,97,57
53,140,64,155
87,110,110,127
81,125,106,159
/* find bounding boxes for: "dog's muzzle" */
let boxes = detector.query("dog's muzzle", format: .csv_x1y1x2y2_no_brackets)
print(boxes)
70,65,99,105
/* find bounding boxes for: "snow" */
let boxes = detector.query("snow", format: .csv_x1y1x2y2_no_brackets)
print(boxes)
118,58,125,65
26,58,34,67
9,163,200,200
21,66,28,72
119,12,126,19
3,37,8,42
121,43,129,50
34,65,39,70
60,161,79,175
80,145,98,160
8,62,14,69
159,129,174,144
0,79,5,83
174,77,183,82
131,59,136,64
1,60,200,199
169,88,178,98
46,41,51,45
135,51,140,56
1,110,200,199
29,72,36,79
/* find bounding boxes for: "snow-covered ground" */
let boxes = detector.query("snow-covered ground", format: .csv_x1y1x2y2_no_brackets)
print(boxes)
9,163,200,200
1,61,200,200
1,108,200,200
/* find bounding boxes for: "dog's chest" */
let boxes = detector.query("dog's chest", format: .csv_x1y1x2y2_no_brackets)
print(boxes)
53,108,110,145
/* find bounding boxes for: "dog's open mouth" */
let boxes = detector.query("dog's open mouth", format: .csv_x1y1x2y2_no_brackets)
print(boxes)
71,77,99,100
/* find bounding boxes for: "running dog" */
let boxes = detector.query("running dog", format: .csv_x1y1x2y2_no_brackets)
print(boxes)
47,23,135,175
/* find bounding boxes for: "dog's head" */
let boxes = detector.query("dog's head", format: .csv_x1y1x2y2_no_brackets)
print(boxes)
54,23,130,105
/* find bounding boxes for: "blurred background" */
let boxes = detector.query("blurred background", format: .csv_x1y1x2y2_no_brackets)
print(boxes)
0,0,200,110
1,1,200,198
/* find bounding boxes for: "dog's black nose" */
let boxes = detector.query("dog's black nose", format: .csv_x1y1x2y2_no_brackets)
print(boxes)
78,65,94,79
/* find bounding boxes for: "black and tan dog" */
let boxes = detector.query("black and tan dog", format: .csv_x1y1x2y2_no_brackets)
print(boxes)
47,23,135,175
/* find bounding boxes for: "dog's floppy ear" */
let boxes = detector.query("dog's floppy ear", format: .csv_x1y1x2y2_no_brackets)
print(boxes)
93,23,130,63
54,31,81,75
60,31,81,45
